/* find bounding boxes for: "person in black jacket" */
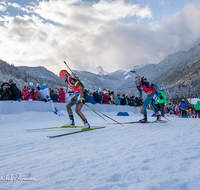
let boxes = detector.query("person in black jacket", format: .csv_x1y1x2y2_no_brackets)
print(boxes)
0,82,13,100
120,94,127,105
8,79,21,101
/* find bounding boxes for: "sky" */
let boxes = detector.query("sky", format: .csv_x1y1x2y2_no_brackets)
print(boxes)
0,0,200,75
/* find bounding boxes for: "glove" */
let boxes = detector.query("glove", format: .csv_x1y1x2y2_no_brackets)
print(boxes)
80,97,85,104
43,98,47,102
17,98,21,102
153,94,158,101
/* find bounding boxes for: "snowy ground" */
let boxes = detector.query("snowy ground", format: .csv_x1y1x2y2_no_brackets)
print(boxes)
0,109,200,190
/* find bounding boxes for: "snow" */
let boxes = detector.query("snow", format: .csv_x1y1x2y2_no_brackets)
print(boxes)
0,109,200,190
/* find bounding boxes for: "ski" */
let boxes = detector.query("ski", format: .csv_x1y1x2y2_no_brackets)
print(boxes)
24,125,84,131
47,126,106,138
108,120,168,125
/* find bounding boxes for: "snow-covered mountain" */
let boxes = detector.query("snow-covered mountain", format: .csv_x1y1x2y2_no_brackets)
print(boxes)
0,61,67,90
96,66,108,76
0,43,200,97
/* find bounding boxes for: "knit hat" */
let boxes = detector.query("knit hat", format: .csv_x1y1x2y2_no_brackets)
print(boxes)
9,79,14,84
59,70,69,79
27,86,31,90
29,82,33,86
36,83,40,88
134,76,140,83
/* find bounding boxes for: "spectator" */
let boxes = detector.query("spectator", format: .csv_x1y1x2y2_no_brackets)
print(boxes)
0,82,13,100
156,88,168,117
22,86,38,101
129,96,135,106
21,86,27,100
65,88,74,103
59,88,65,103
115,94,121,105
86,92,97,104
93,91,101,104
110,91,116,104
35,83,47,102
194,100,200,118
39,83,51,102
120,94,127,105
102,92,111,104
179,99,188,116
9,79,21,101
52,89,59,102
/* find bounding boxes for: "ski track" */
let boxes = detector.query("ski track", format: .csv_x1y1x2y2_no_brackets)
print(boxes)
0,111,200,190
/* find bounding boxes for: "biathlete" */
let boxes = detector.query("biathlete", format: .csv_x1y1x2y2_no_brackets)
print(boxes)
59,70,90,128
134,75,161,123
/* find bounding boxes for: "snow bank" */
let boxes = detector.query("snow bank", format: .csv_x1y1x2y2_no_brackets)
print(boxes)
0,101,139,115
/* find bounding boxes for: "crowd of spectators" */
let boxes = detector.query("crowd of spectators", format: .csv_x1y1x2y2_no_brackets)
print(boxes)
0,79,199,118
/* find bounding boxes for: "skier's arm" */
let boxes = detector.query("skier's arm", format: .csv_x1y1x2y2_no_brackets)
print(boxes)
77,84,84,99
152,84,160,95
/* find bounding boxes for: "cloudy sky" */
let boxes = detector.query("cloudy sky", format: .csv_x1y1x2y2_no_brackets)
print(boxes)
0,0,200,75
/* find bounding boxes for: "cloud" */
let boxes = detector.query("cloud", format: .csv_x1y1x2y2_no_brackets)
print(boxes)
0,4,6,12
0,0,200,75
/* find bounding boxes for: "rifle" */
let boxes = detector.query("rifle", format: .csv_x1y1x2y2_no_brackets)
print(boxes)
63,61,90,95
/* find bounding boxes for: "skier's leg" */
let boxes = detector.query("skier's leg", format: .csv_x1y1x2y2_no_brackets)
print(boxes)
65,96,77,124
75,101,90,128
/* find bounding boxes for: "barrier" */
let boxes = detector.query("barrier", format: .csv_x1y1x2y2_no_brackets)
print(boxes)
0,101,140,115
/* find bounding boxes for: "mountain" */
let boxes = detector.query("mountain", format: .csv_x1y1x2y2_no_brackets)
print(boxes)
75,43,200,98
0,60,67,90
96,66,108,76
0,43,200,98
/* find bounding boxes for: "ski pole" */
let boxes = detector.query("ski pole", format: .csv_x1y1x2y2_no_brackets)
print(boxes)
85,104,124,126
179,107,199,118
157,112,172,122
90,108,109,122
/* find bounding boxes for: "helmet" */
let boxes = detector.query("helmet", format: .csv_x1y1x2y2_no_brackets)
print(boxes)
59,70,69,79
161,88,164,91
133,76,140,83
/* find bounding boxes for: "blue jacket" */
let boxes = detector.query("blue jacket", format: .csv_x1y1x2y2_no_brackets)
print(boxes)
179,102,188,110
86,95,97,104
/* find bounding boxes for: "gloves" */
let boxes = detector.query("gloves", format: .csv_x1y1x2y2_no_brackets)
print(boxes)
80,97,85,104
153,94,158,101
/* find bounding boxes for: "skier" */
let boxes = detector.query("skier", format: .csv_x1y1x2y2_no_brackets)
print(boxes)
156,88,168,117
59,70,90,128
134,76,161,123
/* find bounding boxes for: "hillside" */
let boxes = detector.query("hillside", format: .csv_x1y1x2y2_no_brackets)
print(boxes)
0,43,200,98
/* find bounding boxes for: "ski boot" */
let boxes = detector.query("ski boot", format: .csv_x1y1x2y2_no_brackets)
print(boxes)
83,121,90,129
139,117,148,123
65,119,75,126
156,114,161,121
65,116,75,126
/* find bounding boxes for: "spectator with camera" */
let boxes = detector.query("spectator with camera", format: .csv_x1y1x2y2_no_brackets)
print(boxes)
0,82,13,100
8,79,21,101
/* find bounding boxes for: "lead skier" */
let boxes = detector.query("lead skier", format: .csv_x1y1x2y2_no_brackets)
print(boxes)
59,70,90,128
134,75,161,123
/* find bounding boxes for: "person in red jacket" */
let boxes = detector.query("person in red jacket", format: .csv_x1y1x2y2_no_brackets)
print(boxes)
59,88,65,103
22,86,38,101
102,92,111,104
59,70,90,128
